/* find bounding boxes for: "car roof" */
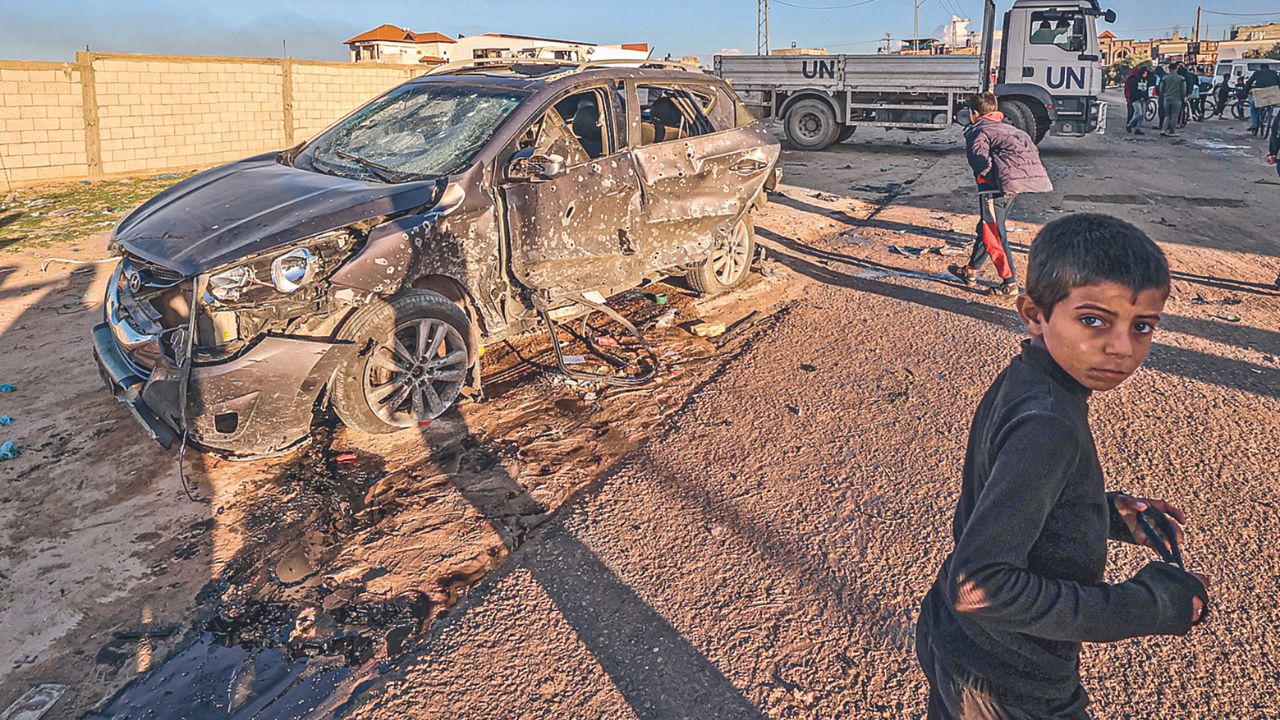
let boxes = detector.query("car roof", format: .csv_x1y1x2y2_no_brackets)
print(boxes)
407,62,718,93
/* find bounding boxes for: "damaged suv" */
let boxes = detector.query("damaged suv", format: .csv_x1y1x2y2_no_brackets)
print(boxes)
93,60,781,457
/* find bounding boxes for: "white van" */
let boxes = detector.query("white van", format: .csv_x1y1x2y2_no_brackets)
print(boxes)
1212,59,1280,87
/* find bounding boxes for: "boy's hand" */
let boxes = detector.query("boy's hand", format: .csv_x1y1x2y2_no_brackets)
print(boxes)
1190,571,1211,623
1112,494,1186,551
1267,154,1277,165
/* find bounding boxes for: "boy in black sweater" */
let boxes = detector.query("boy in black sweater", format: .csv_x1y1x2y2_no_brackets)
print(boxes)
916,214,1211,719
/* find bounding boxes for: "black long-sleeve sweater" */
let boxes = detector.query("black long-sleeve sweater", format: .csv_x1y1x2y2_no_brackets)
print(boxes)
918,340,1205,702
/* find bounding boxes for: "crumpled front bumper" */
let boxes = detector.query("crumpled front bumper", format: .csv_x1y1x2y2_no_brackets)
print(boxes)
92,318,353,458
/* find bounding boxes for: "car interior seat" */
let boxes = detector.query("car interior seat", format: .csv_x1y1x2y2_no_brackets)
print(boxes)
650,96,688,142
571,97,604,158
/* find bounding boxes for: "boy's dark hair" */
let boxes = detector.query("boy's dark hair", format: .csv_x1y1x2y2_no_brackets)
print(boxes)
1026,214,1170,316
970,92,999,116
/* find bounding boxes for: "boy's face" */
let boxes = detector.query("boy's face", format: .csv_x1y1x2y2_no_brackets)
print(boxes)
1017,281,1168,391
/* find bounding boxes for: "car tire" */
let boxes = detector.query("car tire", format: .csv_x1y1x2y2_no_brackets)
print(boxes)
998,98,1035,137
331,290,473,434
688,216,756,296
785,99,840,151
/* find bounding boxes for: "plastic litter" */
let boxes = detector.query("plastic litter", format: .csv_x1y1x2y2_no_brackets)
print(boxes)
334,452,358,465
561,355,586,365
0,440,19,461
0,416,10,426
595,336,619,347
0,384,13,392
653,293,669,305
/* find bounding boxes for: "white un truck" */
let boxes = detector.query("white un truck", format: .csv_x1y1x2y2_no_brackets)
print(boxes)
715,0,1116,149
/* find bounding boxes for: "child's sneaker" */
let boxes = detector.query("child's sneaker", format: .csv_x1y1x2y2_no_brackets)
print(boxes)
948,264,978,286
987,280,1018,297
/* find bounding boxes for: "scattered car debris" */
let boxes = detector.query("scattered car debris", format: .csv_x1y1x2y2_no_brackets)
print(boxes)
690,322,726,338
112,625,179,640
1191,295,1242,306
653,293,670,306
1212,313,1242,323
713,311,762,347
0,683,67,720
38,257,118,273
888,245,925,258
0,440,19,461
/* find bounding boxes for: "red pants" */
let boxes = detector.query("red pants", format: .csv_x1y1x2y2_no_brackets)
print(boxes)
970,194,1016,282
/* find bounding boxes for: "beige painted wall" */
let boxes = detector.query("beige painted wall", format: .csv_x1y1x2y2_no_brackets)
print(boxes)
0,53,425,189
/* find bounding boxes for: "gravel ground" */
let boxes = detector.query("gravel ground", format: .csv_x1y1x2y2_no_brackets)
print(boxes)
1,90,1276,718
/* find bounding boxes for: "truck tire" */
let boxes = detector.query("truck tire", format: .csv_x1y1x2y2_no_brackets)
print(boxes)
331,290,474,434
785,99,841,151
837,126,857,143
998,99,1035,138
688,215,756,296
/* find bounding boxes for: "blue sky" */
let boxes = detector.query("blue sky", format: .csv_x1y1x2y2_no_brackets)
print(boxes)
3,1,1279,63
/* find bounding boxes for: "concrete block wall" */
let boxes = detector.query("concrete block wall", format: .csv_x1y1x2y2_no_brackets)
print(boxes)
0,53,426,189
0,61,88,185
291,63,422,141
94,56,285,175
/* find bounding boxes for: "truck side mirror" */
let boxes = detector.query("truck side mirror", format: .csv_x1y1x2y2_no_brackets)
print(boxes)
1104,9,1117,23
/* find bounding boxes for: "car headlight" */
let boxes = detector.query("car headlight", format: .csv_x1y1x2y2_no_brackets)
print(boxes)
209,266,251,302
270,248,316,293
202,229,358,307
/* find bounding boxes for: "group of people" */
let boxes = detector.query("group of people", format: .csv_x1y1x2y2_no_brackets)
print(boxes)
1123,59,1280,144
1122,60,1200,137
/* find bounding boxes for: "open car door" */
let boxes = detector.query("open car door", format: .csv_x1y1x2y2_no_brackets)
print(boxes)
500,86,645,299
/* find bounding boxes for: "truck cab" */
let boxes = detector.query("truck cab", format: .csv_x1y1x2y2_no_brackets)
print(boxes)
995,0,1115,140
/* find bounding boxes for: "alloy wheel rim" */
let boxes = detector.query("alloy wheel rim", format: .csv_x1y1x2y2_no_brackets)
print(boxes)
364,318,467,427
710,223,751,285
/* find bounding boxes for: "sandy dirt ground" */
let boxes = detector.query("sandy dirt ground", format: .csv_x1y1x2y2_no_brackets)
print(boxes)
1,89,1277,718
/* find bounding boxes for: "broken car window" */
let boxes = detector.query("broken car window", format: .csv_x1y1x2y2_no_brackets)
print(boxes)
636,85,722,145
295,83,527,182
516,89,611,168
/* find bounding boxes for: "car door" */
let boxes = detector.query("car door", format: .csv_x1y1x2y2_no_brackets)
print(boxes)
627,81,778,271
500,84,645,299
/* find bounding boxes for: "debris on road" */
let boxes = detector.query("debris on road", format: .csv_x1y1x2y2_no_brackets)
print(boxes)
689,322,726,338
1212,313,1242,323
112,626,179,640
713,311,763,347
0,384,14,392
0,416,11,426
38,257,118,273
1191,295,1242,306
0,683,67,720
0,440,18,460
652,293,670,306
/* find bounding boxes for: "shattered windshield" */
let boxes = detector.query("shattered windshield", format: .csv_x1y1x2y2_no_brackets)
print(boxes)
295,83,527,183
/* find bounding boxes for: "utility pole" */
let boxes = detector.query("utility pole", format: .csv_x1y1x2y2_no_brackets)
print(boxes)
882,32,894,54
1194,5,1202,43
757,0,771,55
914,0,921,54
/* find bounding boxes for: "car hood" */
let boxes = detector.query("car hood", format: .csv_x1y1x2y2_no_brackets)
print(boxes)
114,154,439,276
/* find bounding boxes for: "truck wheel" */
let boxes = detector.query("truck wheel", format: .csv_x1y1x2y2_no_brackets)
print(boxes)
998,99,1035,137
837,126,857,143
785,99,840,150
331,290,473,434
688,216,756,296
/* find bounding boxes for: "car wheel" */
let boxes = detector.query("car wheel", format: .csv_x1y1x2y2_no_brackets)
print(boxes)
785,99,840,151
331,290,473,434
688,216,756,295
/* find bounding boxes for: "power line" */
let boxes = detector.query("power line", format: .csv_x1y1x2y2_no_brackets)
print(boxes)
1201,9,1280,17
771,0,880,8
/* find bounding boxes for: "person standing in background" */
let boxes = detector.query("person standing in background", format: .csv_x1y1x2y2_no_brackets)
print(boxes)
1125,66,1150,135
1159,63,1187,137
